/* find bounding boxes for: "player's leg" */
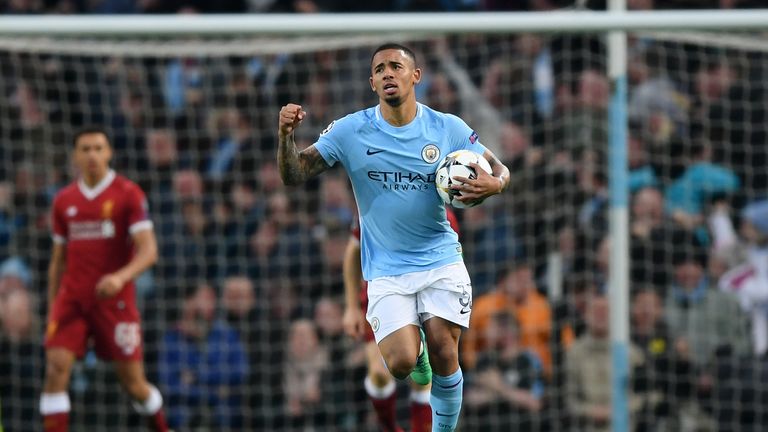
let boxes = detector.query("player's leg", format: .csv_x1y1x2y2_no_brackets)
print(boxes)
366,288,421,380
92,301,167,432
408,381,433,432
377,324,421,379
113,361,168,432
41,296,88,432
41,348,76,432
417,262,473,432
364,341,403,432
422,317,463,432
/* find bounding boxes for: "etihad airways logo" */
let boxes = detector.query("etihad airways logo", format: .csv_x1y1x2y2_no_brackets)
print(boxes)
367,170,436,191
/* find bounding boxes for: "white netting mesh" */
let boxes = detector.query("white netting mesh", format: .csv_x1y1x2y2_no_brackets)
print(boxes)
1,29,767,432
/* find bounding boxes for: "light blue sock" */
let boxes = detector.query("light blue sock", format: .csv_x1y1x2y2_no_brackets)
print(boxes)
430,368,463,432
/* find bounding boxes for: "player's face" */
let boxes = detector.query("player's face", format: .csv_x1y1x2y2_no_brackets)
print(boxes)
369,49,421,107
73,133,112,179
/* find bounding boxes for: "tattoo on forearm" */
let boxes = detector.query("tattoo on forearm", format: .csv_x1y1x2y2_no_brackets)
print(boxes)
278,135,328,185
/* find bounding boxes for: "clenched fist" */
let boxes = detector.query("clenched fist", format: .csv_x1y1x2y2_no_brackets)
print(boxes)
278,103,306,138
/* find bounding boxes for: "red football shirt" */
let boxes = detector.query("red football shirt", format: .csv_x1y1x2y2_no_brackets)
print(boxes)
51,170,152,303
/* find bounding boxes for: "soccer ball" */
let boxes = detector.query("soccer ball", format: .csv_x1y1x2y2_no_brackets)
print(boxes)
435,150,493,209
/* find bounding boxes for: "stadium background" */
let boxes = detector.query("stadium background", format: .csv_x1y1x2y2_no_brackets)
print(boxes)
1,0,768,431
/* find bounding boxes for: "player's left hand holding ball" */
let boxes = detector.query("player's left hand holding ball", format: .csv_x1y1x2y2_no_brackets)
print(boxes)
451,162,503,206
96,273,126,297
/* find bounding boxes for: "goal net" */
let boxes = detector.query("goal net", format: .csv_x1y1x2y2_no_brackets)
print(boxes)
1,24,767,432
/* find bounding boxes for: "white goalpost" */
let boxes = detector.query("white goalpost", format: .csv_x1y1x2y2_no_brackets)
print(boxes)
1,9,767,432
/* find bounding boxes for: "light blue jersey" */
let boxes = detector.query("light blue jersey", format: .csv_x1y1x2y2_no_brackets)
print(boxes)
314,103,487,280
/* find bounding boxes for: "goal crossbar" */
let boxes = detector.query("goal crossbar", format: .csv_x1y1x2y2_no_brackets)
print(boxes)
1,10,768,36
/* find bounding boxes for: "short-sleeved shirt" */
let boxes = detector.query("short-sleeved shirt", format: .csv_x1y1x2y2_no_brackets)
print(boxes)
315,103,486,280
51,170,153,304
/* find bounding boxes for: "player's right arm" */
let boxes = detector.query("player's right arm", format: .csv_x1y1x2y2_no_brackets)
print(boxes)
277,103,330,186
47,242,66,317
342,236,366,340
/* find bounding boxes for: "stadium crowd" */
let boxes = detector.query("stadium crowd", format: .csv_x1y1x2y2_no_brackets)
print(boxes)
1,2,768,431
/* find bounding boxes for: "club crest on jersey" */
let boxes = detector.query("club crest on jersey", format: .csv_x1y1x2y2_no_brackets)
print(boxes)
66,206,78,217
320,120,335,136
422,144,440,163
101,200,114,219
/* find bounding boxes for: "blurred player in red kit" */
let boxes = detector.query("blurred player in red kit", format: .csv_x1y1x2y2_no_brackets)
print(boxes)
343,209,460,432
40,127,168,432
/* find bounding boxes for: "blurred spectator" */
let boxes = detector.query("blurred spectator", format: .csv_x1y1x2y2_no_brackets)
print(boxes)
630,287,697,432
663,245,753,429
0,272,42,432
314,297,366,428
205,108,261,183
630,186,699,289
464,310,544,431
627,130,658,192
461,195,522,293
565,296,647,432
318,174,354,229
425,71,461,115
163,58,204,115
221,276,258,348
2,0,43,13
219,275,280,428
462,262,552,375
283,319,329,429
11,81,45,129
664,143,739,235
552,273,595,351
158,282,249,429
664,247,750,366
629,48,690,146
0,286,37,343
5,163,51,275
256,160,285,195
695,56,768,195
0,256,32,298
429,37,505,154
557,69,609,154
161,197,208,282
140,128,180,210
171,169,204,202
482,34,551,125
499,121,571,274
246,192,322,304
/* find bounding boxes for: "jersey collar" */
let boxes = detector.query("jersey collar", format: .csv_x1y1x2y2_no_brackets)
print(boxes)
78,169,116,200
375,102,423,124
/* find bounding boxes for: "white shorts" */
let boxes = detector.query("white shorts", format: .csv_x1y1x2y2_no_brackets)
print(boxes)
365,262,473,343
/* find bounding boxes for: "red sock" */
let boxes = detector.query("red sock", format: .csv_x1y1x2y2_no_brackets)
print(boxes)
43,412,69,432
370,391,400,432
147,409,169,432
410,401,432,432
